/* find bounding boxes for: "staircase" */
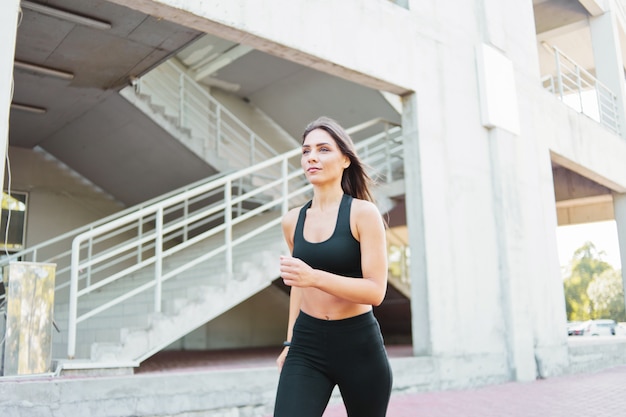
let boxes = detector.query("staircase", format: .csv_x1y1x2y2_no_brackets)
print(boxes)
1,117,404,374
1,49,405,374
53,211,284,362
119,59,286,173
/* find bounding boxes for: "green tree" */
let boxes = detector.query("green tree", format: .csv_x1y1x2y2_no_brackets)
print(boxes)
587,269,626,322
563,241,613,321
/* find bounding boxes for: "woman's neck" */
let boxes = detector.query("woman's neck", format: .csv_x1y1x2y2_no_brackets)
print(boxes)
310,188,344,211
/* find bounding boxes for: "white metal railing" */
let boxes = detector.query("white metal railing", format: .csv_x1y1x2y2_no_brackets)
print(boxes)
135,60,282,169
59,119,402,359
541,44,621,136
0,170,233,303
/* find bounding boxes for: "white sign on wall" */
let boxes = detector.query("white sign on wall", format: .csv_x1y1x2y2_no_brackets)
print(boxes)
475,43,521,135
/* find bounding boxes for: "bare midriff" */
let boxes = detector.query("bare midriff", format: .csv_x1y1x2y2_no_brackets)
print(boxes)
299,287,372,320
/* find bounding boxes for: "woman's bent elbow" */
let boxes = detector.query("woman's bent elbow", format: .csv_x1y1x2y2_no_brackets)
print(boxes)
371,287,387,307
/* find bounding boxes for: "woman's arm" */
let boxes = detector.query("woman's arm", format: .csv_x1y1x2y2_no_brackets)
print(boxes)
277,208,301,370
279,200,388,306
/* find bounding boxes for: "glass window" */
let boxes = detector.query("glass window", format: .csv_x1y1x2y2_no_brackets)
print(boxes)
1,191,27,253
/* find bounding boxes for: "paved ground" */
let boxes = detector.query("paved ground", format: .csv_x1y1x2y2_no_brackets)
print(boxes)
139,345,625,417
320,365,626,417
137,344,415,373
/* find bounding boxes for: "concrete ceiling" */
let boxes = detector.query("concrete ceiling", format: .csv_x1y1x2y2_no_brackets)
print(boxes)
534,0,626,76
10,0,213,205
172,32,402,141
9,0,400,206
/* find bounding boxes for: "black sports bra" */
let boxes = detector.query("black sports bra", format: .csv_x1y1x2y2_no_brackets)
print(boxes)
292,194,362,278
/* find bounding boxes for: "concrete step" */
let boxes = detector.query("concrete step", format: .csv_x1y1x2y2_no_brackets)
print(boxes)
90,246,283,363
53,213,285,366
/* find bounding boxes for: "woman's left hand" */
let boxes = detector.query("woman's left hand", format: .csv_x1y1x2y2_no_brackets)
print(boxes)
280,256,316,287
276,346,289,371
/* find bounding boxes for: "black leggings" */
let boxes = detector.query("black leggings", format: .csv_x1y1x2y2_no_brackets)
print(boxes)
273,310,392,417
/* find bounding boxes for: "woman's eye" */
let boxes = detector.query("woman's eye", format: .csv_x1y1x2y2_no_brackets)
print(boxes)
302,149,310,155
320,147,329,152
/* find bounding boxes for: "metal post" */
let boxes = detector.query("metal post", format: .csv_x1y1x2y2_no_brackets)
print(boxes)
385,124,392,182
137,218,143,264
225,182,233,276
237,177,243,217
575,65,584,113
183,200,189,242
554,48,564,101
68,238,81,359
595,82,604,126
86,237,92,287
154,207,163,313
179,72,184,127
282,159,289,215
216,107,222,154
250,133,255,166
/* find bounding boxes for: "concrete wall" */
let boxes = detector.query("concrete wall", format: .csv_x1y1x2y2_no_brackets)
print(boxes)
537,91,626,192
0,356,439,417
4,147,123,250
0,0,19,192
2,0,624,396
170,286,289,350
106,0,626,385
211,89,299,154
1,344,624,417
109,0,415,95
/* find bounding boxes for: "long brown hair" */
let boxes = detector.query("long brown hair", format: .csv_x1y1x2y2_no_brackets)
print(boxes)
302,116,375,203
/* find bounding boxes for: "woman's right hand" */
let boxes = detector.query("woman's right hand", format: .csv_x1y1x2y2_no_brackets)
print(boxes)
276,346,289,371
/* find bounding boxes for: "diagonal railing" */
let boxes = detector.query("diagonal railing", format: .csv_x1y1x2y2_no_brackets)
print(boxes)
2,57,296,306
0,118,402,359
0,119,403,361
0,119,394,361
134,60,284,170
0,170,233,301
64,120,402,358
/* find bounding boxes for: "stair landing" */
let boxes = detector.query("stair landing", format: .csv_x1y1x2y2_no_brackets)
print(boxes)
135,344,415,374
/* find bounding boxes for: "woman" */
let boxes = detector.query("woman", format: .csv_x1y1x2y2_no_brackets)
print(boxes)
274,116,392,417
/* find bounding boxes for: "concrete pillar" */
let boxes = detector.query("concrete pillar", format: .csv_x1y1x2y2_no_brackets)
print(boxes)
487,129,537,382
0,0,20,190
613,193,626,308
401,93,431,356
589,8,626,137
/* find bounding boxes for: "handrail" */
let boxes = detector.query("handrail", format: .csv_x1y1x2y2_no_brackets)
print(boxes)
345,117,400,134
135,60,283,169
541,43,621,136
65,119,403,358
1,56,298,299
0,170,232,298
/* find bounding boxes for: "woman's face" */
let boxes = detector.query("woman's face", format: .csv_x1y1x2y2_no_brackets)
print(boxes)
301,128,350,185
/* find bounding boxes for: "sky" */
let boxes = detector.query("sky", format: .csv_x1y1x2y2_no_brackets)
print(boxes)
556,220,621,269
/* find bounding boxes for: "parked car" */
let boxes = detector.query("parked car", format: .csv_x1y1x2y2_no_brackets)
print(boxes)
569,319,616,336
567,321,582,336
616,322,626,337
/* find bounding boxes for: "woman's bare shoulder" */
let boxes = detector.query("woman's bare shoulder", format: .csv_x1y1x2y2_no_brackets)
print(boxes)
281,206,302,249
282,206,301,227
351,198,384,229
351,198,381,217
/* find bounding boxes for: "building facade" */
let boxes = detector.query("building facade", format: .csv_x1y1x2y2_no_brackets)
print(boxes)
1,0,626,414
